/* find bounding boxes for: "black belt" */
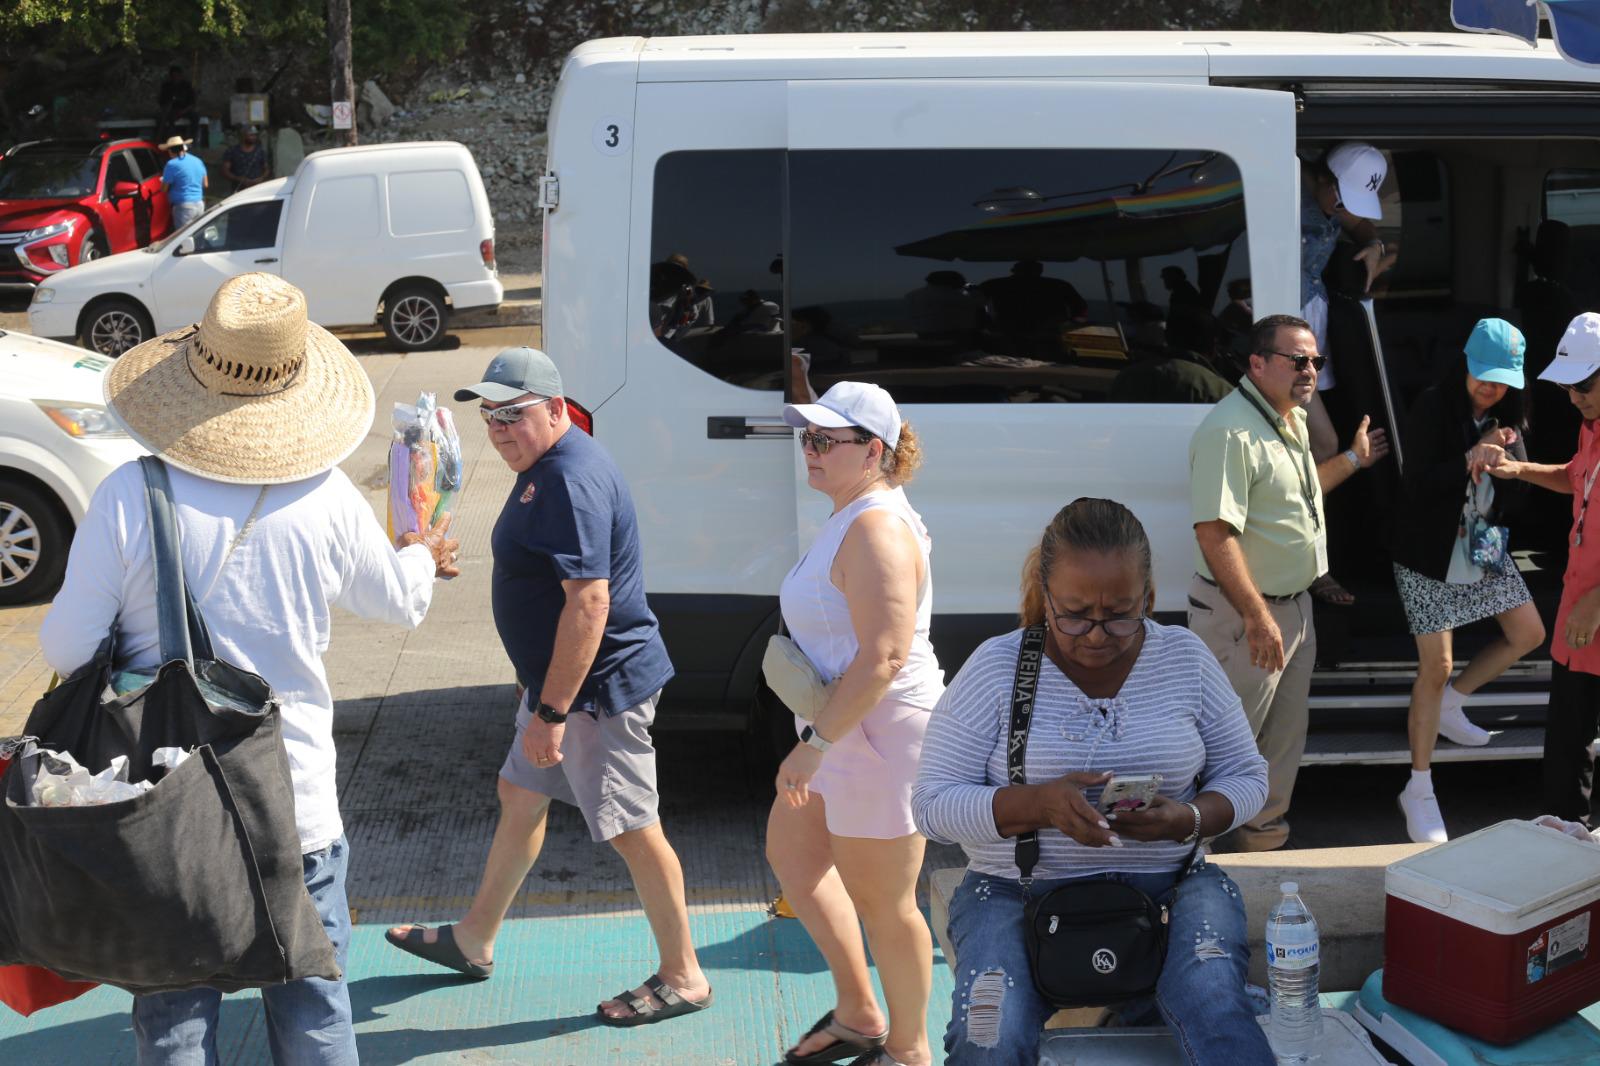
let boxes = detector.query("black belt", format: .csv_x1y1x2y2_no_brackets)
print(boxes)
1195,573,1306,605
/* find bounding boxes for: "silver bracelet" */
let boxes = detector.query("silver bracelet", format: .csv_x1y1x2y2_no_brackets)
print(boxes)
1344,448,1361,472
1180,801,1203,844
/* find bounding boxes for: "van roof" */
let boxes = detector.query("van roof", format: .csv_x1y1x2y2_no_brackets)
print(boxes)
586,31,1600,86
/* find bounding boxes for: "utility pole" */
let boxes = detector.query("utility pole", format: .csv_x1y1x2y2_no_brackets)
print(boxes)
328,0,357,146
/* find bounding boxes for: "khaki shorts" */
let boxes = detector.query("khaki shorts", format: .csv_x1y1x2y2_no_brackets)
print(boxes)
499,691,662,842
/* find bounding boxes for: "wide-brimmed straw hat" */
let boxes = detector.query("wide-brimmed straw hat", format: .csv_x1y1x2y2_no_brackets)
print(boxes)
159,135,192,150
104,273,374,484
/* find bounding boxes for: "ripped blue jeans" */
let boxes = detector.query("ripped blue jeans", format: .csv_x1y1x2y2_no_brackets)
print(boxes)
943,860,1275,1066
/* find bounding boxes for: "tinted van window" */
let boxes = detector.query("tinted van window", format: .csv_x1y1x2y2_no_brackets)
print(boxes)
789,149,1249,404
649,150,786,391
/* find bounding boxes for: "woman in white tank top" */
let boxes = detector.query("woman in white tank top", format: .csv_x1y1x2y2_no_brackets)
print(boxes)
768,382,943,1066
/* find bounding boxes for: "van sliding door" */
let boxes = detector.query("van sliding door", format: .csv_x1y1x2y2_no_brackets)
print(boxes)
783,79,1297,659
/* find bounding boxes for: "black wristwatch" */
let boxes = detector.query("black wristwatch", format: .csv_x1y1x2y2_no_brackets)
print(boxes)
533,700,568,724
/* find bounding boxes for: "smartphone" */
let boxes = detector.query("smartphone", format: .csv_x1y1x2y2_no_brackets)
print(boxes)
1097,773,1163,814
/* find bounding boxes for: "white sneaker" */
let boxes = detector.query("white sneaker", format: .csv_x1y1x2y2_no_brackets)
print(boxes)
1437,702,1491,747
1399,786,1449,843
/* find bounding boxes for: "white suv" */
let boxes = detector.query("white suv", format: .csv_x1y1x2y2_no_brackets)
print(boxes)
0,330,145,604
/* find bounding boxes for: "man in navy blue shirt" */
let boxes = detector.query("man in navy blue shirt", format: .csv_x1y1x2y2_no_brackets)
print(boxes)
385,347,711,1028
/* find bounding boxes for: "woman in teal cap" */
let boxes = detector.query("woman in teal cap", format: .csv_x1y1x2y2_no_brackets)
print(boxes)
1389,318,1546,843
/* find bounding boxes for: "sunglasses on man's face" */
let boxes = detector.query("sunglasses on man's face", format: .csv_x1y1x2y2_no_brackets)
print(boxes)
1263,350,1329,374
479,397,550,425
796,428,871,455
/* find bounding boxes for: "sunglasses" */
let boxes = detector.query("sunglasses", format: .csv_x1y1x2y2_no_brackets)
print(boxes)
1042,586,1146,639
1263,350,1329,374
797,428,871,455
479,397,550,425
1564,370,1600,396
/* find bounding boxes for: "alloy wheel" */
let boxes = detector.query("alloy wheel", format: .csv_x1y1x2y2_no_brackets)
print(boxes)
90,309,144,355
389,295,443,347
0,501,41,589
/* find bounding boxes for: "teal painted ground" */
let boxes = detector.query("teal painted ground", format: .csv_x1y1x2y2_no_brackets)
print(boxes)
0,907,955,1065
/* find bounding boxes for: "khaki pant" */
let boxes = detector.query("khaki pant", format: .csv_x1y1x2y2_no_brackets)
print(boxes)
1187,575,1316,851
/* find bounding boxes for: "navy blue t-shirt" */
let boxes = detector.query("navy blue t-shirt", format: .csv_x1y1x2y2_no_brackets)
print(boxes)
489,428,674,715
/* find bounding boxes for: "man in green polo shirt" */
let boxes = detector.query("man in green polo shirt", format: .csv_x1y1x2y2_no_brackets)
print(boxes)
1188,313,1389,850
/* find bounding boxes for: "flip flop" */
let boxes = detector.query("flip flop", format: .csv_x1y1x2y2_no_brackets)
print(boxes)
597,974,713,1028
383,924,493,979
784,1009,890,1065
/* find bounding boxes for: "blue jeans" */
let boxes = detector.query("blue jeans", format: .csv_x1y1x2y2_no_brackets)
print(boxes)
133,836,358,1066
943,859,1275,1066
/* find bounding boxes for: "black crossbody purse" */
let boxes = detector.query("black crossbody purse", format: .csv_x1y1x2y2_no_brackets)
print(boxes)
1009,624,1191,1008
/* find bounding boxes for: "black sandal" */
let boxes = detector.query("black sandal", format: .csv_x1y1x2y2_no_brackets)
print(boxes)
783,1010,889,1065
383,924,493,979
597,974,713,1028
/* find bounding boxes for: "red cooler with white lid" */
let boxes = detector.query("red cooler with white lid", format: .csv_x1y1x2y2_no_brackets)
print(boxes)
1384,819,1600,1044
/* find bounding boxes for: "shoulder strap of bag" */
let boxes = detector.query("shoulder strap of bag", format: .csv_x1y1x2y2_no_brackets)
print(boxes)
1009,624,1048,887
139,456,214,667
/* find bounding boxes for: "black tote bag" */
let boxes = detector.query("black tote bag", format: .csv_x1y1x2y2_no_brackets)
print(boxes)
0,456,337,994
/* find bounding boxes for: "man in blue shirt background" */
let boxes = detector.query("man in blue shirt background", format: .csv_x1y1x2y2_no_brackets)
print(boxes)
384,346,712,1029
161,136,208,228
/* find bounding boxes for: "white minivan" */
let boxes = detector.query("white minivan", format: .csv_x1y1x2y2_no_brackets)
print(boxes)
542,31,1600,761
28,141,503,354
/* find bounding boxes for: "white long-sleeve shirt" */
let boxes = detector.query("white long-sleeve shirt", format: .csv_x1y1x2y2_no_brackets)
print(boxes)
39,461,436,854
912,622,1268,880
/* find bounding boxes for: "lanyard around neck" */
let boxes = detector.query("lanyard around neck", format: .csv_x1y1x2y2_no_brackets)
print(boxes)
1238,387,1321,534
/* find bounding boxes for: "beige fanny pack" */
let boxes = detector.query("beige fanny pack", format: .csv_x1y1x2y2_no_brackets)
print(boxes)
761,633,836,722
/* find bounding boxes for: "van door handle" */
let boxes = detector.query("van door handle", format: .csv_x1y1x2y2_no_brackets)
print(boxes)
254,257,278,264
707,416,791,440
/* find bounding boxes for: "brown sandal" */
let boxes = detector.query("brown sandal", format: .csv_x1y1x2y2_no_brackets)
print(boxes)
784,1010,889,1065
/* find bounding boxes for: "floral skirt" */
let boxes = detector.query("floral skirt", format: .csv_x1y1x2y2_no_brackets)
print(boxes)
1393,560,1532,636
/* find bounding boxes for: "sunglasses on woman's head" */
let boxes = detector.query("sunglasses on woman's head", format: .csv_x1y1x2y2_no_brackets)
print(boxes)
478,397,550,425
1263,350,1329,374
796,428,872,455
1042,586,1146,638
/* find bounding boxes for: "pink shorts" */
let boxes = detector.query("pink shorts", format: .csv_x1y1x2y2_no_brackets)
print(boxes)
801,698,931,839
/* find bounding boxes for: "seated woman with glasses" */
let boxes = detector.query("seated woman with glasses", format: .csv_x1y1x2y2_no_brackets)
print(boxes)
912,498,1273,1066
769,381,945,1066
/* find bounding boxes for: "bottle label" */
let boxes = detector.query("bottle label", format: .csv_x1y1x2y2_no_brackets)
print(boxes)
1267,933,1320,971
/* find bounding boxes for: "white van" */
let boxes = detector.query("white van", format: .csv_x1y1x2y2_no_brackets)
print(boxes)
28,141,503,354
542,32,1598,761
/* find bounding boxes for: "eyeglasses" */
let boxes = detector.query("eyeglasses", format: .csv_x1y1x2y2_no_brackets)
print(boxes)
479,397,550,425
1042,586,1146,639
1263,350,1329,374
1564,370,1600,396
797,428,871,455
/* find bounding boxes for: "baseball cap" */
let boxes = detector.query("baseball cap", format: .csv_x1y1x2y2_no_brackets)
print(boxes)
454,346,564,403
1464,318,1526,389
1539,313,1600,386
783,381,902,450
1327,142,1387,221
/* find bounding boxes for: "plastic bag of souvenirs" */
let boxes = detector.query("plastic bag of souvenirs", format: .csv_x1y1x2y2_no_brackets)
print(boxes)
0,738,99,1016
387,392,463,540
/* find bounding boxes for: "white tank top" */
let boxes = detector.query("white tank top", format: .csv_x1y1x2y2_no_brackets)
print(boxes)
779,486,945,709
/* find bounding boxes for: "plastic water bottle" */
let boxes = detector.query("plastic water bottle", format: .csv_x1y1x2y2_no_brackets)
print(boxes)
1266,881,1323,1062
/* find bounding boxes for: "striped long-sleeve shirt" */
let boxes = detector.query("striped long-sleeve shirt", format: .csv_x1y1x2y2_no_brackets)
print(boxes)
911,621,1268,879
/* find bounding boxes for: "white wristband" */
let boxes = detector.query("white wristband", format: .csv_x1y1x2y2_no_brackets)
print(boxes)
1344,448,1361,472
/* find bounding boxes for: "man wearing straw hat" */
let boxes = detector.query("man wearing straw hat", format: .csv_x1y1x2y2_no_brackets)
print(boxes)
384,346,713,1029
160,134,208,228
38,273,460,1064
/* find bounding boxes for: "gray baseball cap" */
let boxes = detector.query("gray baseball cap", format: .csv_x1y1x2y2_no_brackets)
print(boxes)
453,346,564,403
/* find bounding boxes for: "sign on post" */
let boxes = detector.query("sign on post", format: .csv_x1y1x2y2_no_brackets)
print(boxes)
331,101,353,130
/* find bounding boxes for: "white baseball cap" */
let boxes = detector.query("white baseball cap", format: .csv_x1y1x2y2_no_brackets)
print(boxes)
1539,313,1600,386
783,380,902,449
1327,142,1387,221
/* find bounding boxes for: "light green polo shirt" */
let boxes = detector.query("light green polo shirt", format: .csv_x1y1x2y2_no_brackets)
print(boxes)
1189,376,1327,597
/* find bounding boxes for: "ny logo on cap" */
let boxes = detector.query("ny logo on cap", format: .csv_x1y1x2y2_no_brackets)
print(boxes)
1365,172,1381,192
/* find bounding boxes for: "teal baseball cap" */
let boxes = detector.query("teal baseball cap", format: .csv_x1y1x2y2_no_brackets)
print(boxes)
1464,318,1526,390
453,346,564,403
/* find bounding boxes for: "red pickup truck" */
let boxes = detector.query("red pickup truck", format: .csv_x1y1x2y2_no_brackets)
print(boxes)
0,138,173,292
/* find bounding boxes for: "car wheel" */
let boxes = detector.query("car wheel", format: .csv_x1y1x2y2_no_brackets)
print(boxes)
382,286,447,351
0,481,69,606
81,297,153,357
78,231,108,264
